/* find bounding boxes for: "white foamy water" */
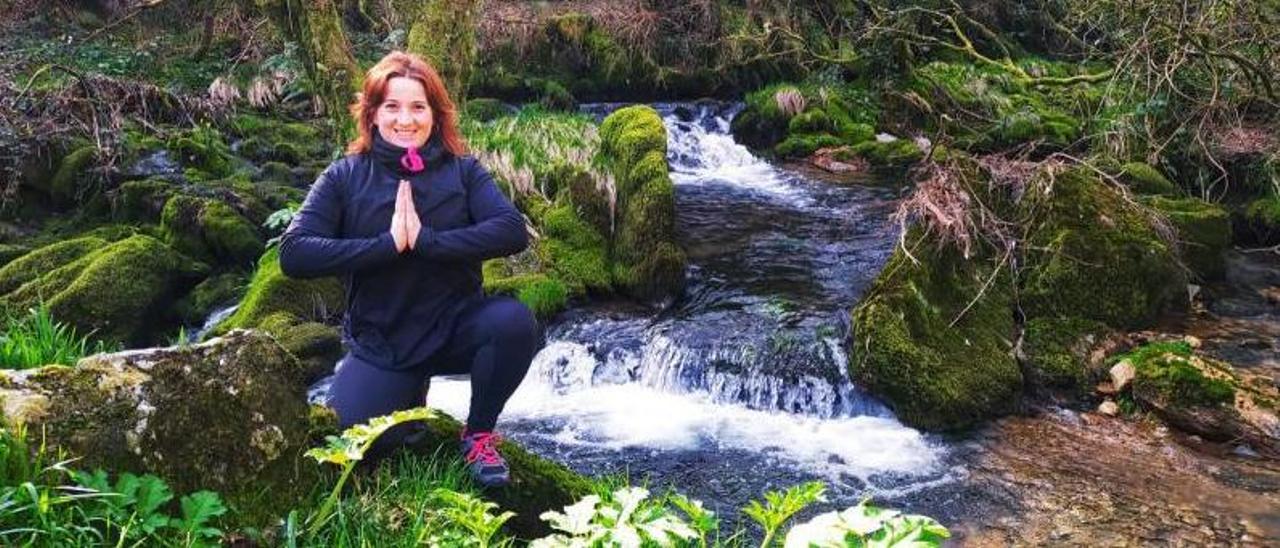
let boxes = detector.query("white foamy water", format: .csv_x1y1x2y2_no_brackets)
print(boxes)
425,340,947,491
663,109,811,204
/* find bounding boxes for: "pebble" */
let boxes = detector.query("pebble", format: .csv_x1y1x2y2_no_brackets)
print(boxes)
1232,444,1260,459
1098,401,1120,416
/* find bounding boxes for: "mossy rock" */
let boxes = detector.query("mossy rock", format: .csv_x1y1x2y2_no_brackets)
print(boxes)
484,270,569,321
213,247,346,335
173,272,246,325
47,144,99,205
776,133,844,159
161,194,264,267
0,330,316,525
408,412,592,537
1242,194,1280,245
1146,196,1231,281
1119,162,1178,196
1,234,207,345
1020,316,1109,395
599,106,686,301
0,244,30,269
846,138,924,167
464,98,513,123
539,200,611,294
228,114,327,165
536,80,577,112
167,124,237,178
849,229,1023,432
112,178,178,222
1020,167,1187,328
0,236,107,296
257,311,342,383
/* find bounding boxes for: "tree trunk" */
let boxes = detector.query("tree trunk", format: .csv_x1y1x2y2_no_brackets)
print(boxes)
400,0,483,105
257,0,361,145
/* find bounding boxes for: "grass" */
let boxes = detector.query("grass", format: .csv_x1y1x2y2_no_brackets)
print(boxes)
0,304,116,370
297,449,479,547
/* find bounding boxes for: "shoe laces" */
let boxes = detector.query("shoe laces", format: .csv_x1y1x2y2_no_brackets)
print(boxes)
463,432,503,466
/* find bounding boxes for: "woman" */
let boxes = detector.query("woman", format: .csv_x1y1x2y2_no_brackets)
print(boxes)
279,51,537,487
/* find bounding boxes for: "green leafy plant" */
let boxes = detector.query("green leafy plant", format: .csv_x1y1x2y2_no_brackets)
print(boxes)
532,486,700,547
303,406,436,535
781,499,949,547
263,203,300,248
742,481,826,548
427,488,515,548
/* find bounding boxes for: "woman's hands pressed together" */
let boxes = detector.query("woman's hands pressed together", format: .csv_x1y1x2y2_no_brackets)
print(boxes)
390,180,423,253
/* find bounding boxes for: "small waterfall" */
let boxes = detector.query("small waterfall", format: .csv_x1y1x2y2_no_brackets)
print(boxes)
188,303,238,343
423,102,948,505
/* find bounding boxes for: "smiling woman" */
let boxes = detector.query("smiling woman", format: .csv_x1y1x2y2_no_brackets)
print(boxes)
279,51,537,488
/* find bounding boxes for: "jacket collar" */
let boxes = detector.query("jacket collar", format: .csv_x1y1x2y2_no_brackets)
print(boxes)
369,132,463,213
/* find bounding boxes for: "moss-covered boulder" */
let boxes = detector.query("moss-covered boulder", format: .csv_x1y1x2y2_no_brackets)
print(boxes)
227,114,327,165
0,236,108,296
213,247,345,335
173,272,246,325
849,229,1023,431
1242,194,1280,245
112,178,179,222
257,311,343,383
161,194,264,267
166,124,238,178
46,143,99,205
599,105,685,301
1,234,207,344
0,330,315,517
408,412,592,536
1119,162,1178,196
731,83,879,157
1019,167,1187,328
1110,340,1278,455
1146,196,1232,281
1020,316,1110,396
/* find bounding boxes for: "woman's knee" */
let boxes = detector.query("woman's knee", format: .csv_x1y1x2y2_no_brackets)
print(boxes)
480,296,539,345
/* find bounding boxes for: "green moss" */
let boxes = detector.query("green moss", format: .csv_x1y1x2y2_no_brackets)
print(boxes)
173,272,246,325
849,229,1023,431
1120,162,1178,196
788,110,835,134
0,245,29,269
848,138,924,166
775,133,844,159
516,276,570,319
1021,317,1108,394
47,145,98,204
1113,342,1235,408
201,201,265,267
256,312,342,382
600,106,685,301
113,178,176,222
536,80,577,112
2,330,317,528
1020,167,1186,328
167,124,237,178
409,413,592,537
1146,196,1231,280
214,247,345,334
1243,195,1280,245
540,201,611,293
2,235,208,344
0,237,106,296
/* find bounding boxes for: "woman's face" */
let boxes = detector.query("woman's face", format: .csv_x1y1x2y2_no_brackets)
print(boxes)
375,76,434,149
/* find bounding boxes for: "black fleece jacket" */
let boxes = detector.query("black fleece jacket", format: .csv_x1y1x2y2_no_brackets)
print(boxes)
279,134,527,369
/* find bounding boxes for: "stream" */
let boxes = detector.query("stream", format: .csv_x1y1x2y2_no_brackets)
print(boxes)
306,102,1280,544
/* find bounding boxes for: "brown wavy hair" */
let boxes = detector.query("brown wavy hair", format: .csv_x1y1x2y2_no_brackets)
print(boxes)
346,51,467,156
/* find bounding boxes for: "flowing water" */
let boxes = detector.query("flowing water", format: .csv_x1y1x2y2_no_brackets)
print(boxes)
420,102,957,518
303,102,1280,543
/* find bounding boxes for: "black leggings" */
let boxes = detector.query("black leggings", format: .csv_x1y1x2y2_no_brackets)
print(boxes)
329,296,539,449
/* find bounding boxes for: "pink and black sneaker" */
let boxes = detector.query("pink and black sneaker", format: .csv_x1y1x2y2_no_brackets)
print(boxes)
460,430,510,487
